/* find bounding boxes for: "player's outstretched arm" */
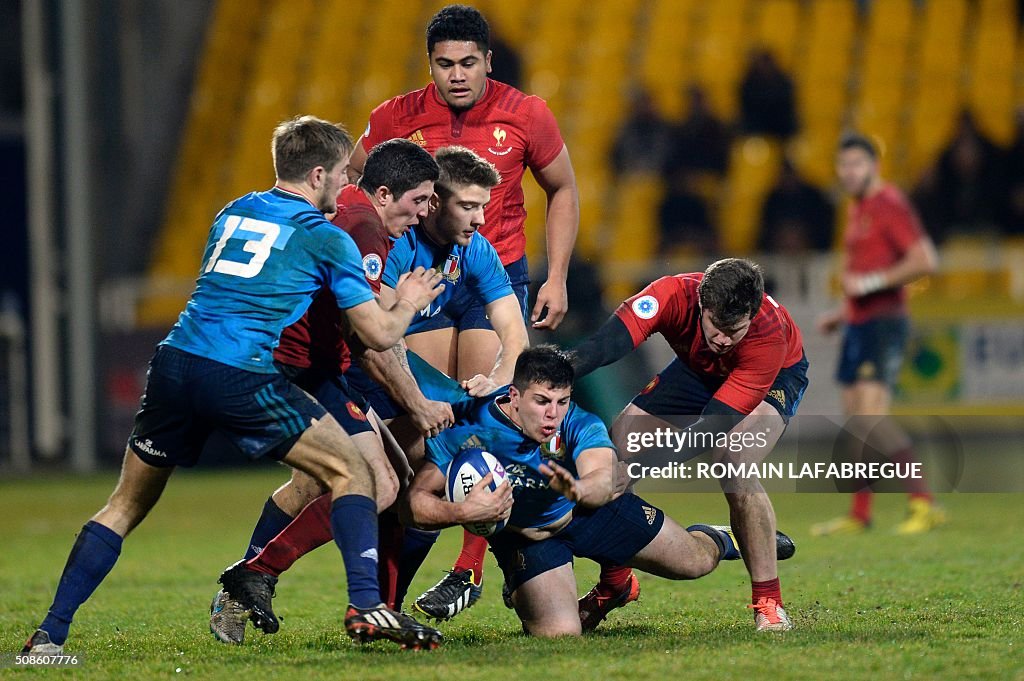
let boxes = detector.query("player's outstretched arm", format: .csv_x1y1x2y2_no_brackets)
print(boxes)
403,464,513,530
357,344,454,438
569,314,636,378
344,267,444,350
462,294,530,396
530,147,579,330
540,447,615,508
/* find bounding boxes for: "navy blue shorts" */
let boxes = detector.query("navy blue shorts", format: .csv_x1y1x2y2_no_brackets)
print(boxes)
411,256,530,333
128,345,325,468
343,364,405,421
836,317,908,387
488,493,666,592
275,363,374,436
632,354,809,422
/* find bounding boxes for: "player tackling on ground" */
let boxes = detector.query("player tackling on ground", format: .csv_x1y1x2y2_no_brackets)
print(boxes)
811,132,946,536
405,345,796,636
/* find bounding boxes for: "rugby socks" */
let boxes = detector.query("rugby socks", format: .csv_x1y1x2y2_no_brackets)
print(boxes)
247,494,332,577
752,577,783,608
376,511,405,609
687,524,740,560
850,488,873,523
39,521,123,646
242,497,294,560
453,530,488,585
393,527,440,611
889,447,933,500
330,495,381,609
596,565,634,598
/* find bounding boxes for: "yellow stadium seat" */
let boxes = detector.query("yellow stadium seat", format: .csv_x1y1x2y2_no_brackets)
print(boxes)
719,137,783,253
752,0,802,73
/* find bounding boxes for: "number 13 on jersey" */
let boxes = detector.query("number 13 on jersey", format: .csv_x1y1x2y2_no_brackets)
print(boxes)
205,215,290,278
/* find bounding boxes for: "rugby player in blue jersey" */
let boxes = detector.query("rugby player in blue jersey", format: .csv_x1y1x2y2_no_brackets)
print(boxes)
405,346,795,636
204,147,531,623
21,116,446,653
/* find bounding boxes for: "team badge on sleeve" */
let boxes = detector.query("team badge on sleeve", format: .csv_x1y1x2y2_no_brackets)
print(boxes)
631,295,659,319
362,253,383,281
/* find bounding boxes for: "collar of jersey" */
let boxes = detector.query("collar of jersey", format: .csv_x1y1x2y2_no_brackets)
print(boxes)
271,186,316,206
488,394,525,436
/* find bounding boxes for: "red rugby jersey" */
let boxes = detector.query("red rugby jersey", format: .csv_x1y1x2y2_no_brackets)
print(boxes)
844,184,926,324
360,79,565,265
274,185,390,373
614,274,804,414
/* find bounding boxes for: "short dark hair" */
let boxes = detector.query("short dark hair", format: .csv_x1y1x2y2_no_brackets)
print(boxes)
426,4,490,54
512,344,574,392
434,146,502,199
272,116,353,182
697,258,765,328
838,131,878,159
358,138,439,198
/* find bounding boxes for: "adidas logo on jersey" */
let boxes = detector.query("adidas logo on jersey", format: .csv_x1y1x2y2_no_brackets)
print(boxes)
768,389,786,408
408,130,427,147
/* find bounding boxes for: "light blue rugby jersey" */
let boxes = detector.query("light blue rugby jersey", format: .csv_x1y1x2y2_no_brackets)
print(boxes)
381,224,512,334
409,352,614,530
163,188,374,373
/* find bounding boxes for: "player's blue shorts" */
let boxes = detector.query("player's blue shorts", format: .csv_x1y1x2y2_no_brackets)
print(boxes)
128,346,325,468
276,363,374,436
632,353,809,422
488,493,666,592
410,255,530,333
836,317,908,387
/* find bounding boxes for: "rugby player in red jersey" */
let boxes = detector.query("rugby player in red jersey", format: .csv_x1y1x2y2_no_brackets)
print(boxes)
569,259,808,632
811,133,945,537
349,5,580,618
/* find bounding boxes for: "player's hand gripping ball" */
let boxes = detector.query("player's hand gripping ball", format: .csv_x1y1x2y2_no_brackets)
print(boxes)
445,447,509,537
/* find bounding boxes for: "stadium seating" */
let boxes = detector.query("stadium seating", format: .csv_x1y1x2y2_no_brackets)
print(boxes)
143,0,1024,323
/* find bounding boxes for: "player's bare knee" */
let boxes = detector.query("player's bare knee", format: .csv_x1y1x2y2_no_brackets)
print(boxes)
523,618,582,638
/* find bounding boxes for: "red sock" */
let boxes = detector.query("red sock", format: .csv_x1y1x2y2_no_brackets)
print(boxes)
453,530,488,585
376,512,405,609
597,565,633,596
850,488,873,523
247,494,332,576
888,447,933,500
752,577,782,607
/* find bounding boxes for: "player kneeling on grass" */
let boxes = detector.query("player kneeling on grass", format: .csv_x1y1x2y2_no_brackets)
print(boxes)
403,345,795,637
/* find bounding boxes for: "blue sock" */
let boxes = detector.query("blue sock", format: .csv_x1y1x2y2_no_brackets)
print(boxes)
39,521,123,645
393,528,440,611
687,524,740,560
243,497,294,560
330,495,381,609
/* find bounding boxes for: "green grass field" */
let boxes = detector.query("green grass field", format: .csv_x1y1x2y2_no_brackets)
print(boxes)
1,468,1021,680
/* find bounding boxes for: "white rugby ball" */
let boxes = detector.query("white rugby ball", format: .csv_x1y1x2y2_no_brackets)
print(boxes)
445,447,508,537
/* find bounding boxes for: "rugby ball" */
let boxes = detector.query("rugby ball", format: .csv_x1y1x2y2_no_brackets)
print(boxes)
445,447,508,537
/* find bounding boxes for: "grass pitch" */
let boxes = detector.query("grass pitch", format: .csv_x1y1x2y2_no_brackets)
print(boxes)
1,467,1021,680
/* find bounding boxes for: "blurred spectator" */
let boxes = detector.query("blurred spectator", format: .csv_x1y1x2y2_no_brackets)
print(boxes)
663,85,730,178
658,171,717,255
757,159,835,254
914,110,1003,239
488,30,522,88
610,88,674,174
739,49,798,139
998,107,1024,235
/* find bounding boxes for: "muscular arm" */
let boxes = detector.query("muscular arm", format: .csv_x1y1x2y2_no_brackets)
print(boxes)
530,146,579,330
402,462,511,530
343,267,443,351
540,446,615,509
569,314,636,378
481,293,530,386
